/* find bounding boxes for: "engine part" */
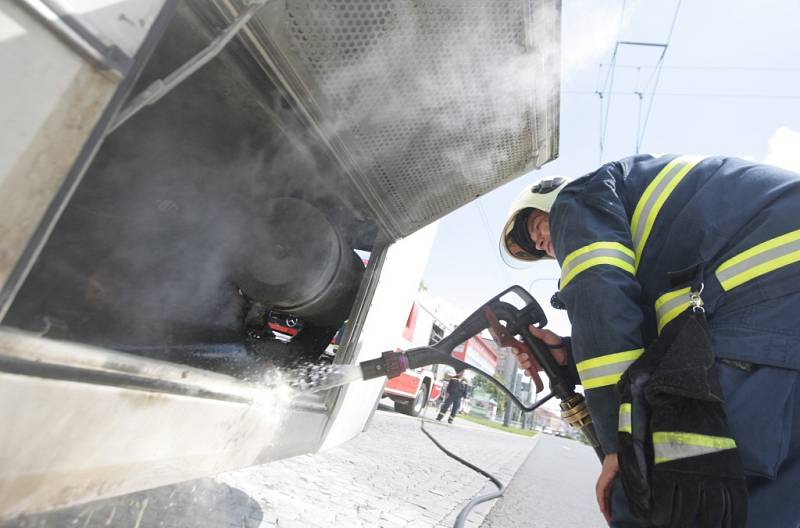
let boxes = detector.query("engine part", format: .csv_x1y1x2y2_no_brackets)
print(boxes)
236,197,363,326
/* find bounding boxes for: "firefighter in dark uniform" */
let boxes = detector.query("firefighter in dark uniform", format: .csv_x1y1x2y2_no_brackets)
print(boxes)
500,155,800,528
437,370,469,424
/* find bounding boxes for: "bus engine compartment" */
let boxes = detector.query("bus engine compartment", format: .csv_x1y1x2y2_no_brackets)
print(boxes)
0,0,559,518
3,2,382,378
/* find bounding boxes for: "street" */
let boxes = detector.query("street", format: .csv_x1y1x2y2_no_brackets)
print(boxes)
4,404,604,527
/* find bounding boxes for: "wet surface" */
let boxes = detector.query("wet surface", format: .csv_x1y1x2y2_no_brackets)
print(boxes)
0,408,603,528
1,407,535,527
286,362,364,393
1,479,263,528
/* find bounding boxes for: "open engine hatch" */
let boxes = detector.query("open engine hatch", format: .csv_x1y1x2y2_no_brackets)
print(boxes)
0,0,560,520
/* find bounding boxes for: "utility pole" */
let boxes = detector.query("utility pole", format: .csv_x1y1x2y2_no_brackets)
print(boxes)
502,356,518,427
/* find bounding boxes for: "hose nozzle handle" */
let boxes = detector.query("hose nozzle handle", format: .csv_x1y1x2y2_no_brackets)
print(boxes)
360,351,409,380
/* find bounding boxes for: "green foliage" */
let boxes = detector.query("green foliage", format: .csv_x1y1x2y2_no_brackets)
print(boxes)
472,373,508,412
460,414,537,437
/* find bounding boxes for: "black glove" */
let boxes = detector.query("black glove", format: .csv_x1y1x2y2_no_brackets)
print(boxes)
617,341,661,520
618,309,747,527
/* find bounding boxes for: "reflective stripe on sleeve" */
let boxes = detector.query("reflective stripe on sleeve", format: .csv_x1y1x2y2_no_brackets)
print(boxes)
630,155,705,269
654,287,691,334
653,432,737,464
716,228,800,291
619,403,632,434
576,349,644,390
560,242,635,289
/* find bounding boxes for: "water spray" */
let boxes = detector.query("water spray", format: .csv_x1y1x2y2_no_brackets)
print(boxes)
303,286,603,460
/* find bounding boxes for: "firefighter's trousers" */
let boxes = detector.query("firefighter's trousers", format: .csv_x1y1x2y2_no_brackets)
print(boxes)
611,360,800,527
438,396,462,420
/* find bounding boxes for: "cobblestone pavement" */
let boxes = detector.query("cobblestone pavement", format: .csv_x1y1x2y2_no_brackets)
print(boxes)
3,403,538,528
215,403,537,528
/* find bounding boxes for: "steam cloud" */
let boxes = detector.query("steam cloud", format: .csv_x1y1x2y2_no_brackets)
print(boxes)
283,0,561,232
4,0,625,366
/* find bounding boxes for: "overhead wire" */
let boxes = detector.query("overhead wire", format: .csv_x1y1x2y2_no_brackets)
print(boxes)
595,0,692,155
636,0,684,152
634,66,644,154
565,90,800,100
595,62,605,165
601,64,800,72
596,0,628,163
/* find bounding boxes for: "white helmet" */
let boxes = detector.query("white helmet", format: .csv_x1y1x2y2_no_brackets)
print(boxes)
499,176,570,267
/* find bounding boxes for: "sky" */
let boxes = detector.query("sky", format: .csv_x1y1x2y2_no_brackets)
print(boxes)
421,0,800,338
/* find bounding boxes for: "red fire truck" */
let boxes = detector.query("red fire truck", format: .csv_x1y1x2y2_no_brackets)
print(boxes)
383,364,443,417
384,297,498,416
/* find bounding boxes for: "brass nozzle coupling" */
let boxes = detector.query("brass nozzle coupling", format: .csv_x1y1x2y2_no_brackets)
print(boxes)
559,393,592,430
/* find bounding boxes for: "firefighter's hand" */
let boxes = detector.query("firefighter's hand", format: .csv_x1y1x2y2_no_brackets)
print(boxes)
596,453,619,525
527,325,568,366
511,345,537,377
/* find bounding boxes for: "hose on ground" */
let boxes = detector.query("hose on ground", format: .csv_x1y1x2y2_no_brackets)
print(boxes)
418,406,505,528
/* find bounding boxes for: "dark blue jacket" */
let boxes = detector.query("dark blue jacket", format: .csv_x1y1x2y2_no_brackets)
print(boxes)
445,378,469,400
550,154,800,455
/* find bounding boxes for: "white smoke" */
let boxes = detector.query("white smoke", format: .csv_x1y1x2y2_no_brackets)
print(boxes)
280,0,563,233
561,0,631,77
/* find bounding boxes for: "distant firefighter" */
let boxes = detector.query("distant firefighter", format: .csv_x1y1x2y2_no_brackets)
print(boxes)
436,370,469,424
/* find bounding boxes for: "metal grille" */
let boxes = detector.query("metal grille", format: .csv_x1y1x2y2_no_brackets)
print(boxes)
282,0,560,237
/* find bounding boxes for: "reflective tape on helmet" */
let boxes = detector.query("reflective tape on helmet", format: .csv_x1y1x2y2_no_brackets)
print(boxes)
654,287,692,333
716,228,800,291
653,431,737,464
618,403,632,434
630,155,705,269
560,242,635,288
576,348,644,390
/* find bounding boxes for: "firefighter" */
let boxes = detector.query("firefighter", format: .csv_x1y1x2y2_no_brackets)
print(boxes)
500,155,800,527
437,370,469,424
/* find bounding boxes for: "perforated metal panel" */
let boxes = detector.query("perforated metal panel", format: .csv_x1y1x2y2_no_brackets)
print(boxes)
254,0,560,238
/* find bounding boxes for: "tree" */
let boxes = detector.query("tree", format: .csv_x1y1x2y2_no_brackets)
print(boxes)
472,373,508,420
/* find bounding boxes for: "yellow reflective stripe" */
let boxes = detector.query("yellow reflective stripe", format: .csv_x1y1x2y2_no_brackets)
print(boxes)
562,242,635,269
716,229,800,291
576,349,644,389
653,432,737,464
576,349,644,371
562,257,635,289
619,403,632,433
718,230,800,270
630,155,705,269
560,242,635,288
654,287,691,333
580,373,623,390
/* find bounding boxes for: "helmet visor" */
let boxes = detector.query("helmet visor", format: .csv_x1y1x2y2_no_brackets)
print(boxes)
499,209,547,268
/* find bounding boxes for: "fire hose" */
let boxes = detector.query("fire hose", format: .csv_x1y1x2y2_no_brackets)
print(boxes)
358,286,603,526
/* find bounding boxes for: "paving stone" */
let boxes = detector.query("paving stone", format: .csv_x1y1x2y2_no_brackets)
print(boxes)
275,516,312,528
4,408,539,528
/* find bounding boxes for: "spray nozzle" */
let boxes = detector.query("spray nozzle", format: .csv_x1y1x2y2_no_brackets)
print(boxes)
360,351,409,380
355,286,603,460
